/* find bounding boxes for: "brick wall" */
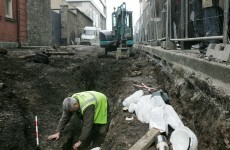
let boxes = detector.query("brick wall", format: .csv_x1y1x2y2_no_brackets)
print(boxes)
0,0,27,48
18,0,27,44
0,0,18,42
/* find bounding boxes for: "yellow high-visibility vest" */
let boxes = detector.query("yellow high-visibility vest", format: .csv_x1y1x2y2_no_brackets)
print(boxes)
72,91,108,124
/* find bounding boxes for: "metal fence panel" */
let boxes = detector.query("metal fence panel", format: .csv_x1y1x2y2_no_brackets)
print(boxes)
134,0,229,47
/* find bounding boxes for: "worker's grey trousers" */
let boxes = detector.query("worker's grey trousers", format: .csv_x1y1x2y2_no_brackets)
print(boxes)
68,103,110,150
80,122,110,149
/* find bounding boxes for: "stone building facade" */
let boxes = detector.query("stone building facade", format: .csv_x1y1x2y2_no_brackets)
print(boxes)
60,5,93,45
66,0,106,30
26,0,52,46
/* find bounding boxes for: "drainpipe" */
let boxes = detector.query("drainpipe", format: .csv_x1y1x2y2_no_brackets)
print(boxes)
16,0,21,48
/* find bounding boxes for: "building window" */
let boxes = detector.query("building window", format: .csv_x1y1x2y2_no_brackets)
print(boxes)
6,0,13,18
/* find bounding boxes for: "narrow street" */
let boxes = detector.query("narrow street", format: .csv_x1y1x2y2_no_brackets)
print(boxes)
1,0,230,149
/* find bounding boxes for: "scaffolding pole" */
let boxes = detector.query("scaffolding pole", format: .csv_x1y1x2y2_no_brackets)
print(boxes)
166,0,169,43
169,0,172,40
185,0,189,38
170,36,223,41
223,0,229,44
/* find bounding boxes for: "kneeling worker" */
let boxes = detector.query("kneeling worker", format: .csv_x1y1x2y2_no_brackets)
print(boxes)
48,91,110,150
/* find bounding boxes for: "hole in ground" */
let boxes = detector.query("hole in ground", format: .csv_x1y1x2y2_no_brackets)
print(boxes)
0,48,229,150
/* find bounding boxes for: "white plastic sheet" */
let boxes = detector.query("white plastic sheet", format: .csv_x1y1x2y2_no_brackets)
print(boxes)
149,105,184,134
122,90,144,107
164,105,184,129
149,106,167,133
123,92,184,131
135,95,153,123
122,91,198,150
151,95,166,108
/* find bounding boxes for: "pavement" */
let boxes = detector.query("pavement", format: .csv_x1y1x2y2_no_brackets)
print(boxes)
134,44,230,93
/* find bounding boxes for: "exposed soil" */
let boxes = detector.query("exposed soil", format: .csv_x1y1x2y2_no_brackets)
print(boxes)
0,46,229,150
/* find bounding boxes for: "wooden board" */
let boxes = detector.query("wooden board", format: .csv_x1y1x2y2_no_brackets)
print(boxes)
17,52,74,59
129,128,160,150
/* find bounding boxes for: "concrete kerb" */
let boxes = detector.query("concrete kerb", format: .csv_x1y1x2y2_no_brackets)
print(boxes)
134,44,230,86
0,42,18,49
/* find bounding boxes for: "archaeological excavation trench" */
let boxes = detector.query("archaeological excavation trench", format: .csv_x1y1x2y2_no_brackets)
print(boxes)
0,47,229,150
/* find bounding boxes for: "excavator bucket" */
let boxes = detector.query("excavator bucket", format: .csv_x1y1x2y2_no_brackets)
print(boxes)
116,47,130,60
